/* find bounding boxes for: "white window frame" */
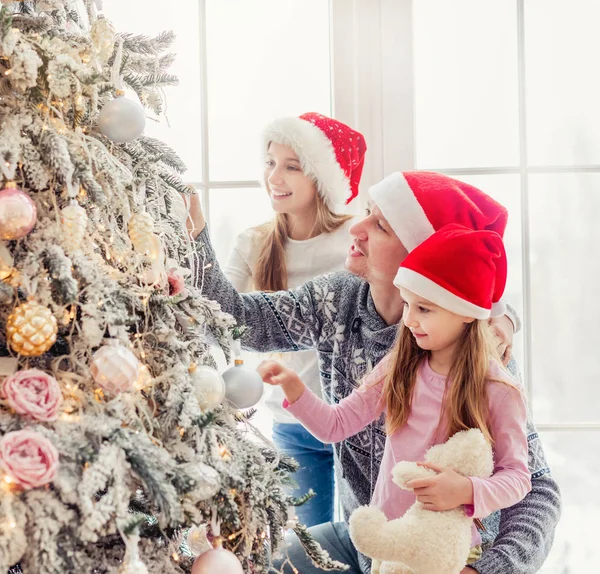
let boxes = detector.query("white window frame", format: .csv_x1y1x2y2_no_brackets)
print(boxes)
332,0,599,433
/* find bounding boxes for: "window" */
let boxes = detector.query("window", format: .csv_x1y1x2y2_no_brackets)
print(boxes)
102,0,332,437
408,0,599,570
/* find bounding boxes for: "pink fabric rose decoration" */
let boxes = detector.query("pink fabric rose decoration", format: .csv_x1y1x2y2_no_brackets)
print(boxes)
167,268,188,297
0,429,59,489
1,369,63,421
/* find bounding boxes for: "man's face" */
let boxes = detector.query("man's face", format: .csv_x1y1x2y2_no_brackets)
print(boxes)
345,202,409,285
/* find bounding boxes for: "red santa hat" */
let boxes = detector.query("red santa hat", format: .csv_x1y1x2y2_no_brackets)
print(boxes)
370,171,508,253
393,224,507,320
262,112,367,209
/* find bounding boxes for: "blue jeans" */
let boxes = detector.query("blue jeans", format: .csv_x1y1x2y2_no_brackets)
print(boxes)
272,422,335,527
270,521,363,573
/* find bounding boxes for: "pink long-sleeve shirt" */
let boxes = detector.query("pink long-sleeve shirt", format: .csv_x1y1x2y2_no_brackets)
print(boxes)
285,355,531,547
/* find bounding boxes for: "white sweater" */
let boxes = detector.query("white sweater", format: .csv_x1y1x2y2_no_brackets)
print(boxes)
224,218,354,424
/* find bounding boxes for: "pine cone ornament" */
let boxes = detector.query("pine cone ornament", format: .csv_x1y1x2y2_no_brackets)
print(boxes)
6,300,58,356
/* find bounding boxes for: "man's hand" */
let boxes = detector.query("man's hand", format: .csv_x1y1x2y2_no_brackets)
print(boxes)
489,314,514,365
180,192,205,239
405,462,473,511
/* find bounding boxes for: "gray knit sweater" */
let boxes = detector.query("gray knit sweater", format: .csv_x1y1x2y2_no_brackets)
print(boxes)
195,228,561,574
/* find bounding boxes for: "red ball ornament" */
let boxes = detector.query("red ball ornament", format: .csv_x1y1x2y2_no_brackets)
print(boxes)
0,182,37,240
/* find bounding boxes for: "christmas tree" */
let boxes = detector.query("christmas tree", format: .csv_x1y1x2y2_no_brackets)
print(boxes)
0,1,345,572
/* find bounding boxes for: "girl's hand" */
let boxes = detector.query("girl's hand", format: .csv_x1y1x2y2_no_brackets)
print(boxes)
489,315,514,366
405,462,474,511
257,360,305,404
180,192,206,239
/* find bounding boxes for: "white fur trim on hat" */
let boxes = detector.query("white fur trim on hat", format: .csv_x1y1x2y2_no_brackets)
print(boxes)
262,117,349,209
369,173,435,252
394,267,491,320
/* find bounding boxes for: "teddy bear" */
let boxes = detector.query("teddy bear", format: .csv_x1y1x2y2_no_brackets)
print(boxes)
348,428,494,574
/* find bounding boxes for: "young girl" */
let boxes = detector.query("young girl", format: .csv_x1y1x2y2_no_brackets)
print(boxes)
224,113,367,527
259,224,531,568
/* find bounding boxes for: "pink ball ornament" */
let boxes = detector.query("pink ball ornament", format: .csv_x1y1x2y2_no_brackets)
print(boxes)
0,182,37,240
91,343,139,395
190,547,244,574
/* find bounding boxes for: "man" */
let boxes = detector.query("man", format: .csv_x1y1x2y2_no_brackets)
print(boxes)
184,171,561,573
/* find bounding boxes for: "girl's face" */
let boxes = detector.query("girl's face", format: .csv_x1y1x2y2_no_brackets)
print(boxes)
264,142,318,217
399,287,474,353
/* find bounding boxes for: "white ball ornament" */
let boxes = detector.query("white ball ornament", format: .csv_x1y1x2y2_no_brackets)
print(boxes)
91,343,139,395
189,364,226,411
99,93,146,143
222,358,264,409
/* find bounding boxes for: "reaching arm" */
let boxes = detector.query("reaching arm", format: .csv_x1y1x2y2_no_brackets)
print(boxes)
258,360,386,444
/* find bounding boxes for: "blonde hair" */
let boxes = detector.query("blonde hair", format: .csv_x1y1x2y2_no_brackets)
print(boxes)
254,189,352,291
382,319,515,444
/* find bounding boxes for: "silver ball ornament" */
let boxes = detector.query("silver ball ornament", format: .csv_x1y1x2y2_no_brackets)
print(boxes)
222,359,264,409
99,94,146,143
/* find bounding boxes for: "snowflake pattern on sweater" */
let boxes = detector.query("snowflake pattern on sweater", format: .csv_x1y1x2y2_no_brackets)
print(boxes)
195,228,561,574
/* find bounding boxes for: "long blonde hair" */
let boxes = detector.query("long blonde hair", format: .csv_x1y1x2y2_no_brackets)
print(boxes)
254,191,352,291
382,319,513,444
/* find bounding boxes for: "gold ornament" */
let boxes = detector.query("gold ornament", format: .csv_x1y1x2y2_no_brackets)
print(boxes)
6,300,58,356
60,202,88,248
128,212,160,260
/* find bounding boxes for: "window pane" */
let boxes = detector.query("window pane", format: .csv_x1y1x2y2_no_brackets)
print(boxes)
450,174,524,368
208,187,272,266
102,0,203,181
206,0,331,181
413,0,519,169
529,174,600,423
526,0,600,166
538,431,600,571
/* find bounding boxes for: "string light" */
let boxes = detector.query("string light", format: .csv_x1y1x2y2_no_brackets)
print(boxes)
171,552,180,563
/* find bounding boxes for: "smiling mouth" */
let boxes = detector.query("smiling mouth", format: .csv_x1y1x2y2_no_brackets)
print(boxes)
271,190,292,198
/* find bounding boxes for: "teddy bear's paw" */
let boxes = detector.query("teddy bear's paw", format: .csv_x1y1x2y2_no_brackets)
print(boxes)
348,506,389,557
392,461,436,490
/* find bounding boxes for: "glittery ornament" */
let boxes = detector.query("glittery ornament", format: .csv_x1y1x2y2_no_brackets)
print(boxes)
91,343,139,395
60,201,88,247
190,364,225,411
91,17,116,62
0,182,37,240
99,94,146,144
222,358,264,409
128,212,156,257
6,300,57,356
190,546,243,574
